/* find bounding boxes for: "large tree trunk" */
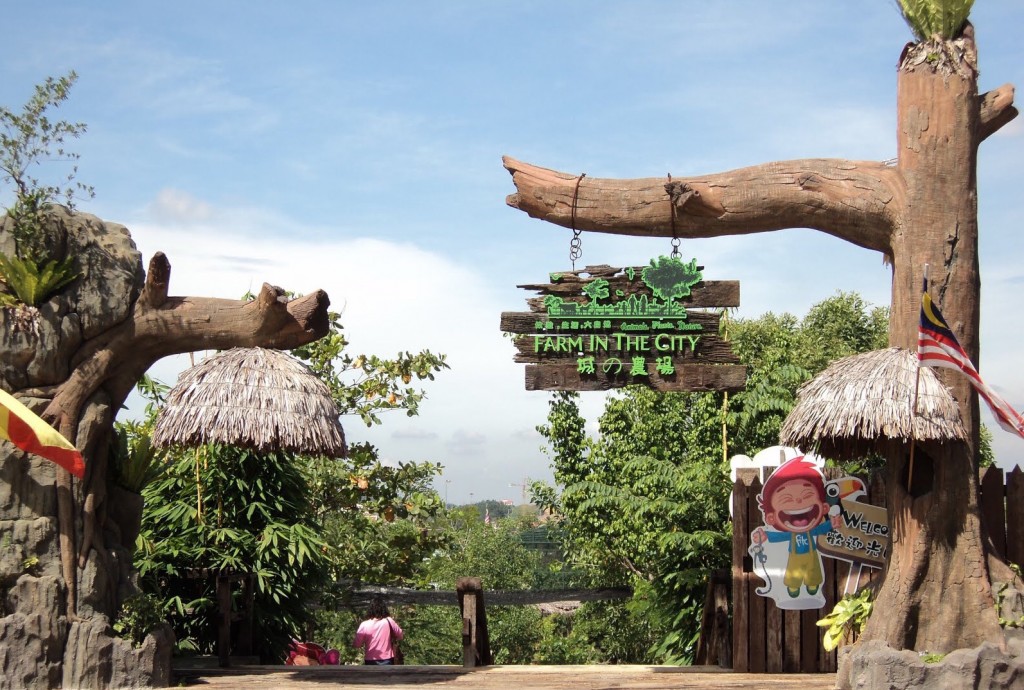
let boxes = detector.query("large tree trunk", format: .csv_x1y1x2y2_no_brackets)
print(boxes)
859,441,1002,652
860,31,1003,654
503,25,1019,655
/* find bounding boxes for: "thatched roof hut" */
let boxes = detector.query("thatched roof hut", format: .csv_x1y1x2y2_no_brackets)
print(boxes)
779,347,966,459
152,347,346,457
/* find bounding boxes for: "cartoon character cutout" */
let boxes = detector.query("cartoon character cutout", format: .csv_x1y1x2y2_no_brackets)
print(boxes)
748,455,843,610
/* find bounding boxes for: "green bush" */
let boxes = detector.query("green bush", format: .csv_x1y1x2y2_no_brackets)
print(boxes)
114,593,166,647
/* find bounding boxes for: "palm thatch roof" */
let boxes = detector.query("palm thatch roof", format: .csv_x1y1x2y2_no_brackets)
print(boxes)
152,347,346,457
779,347,966,459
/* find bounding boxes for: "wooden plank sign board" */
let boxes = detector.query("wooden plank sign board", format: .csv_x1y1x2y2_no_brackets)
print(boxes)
816,498,890,569
501,257,746,392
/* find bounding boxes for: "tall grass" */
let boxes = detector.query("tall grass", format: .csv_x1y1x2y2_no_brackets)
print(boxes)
896,0,975,41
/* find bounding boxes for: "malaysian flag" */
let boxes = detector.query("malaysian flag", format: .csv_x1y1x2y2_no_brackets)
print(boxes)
918,281,1024,439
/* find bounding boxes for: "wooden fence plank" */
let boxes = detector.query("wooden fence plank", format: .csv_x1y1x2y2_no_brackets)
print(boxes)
981,466,1007,561
731,471,755,672
349,586,631,607
800,608,820,673
747,476,766,673
766,599,783,672
821,554,838,672
1008,467,1024,567
781,609,799,672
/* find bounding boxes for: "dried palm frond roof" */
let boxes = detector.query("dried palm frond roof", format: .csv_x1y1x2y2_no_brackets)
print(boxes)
152,347,346,457
780,347,966,459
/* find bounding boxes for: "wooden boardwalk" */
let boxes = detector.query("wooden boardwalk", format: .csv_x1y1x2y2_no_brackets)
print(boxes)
176,664,837,689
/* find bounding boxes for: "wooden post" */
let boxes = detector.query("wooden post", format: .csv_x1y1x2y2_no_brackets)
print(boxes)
1007,467,1024,567
695,568,731,667
746,476,766,673
237,573,254,657
457,577,491,667
981,466,1007,561
731,470,755,671
216,572,231,668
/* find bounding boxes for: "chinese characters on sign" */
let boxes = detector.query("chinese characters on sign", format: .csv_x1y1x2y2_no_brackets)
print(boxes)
816,497,890,569
500,257,745,392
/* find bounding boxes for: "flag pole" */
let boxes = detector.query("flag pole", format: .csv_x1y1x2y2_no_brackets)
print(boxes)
908,264,928,491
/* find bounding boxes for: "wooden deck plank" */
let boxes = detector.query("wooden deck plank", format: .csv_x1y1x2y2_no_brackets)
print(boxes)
175,665,837,689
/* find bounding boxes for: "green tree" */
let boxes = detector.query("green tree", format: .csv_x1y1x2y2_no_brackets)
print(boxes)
406,513,547,665
0,71,93,307
137,444,329,661
536,388,729,664
134,306,450,661
534,292,892,663
728,291,889,456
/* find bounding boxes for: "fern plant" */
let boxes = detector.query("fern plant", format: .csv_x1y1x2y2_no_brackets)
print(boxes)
0,252,78,307
897,0,974,41
110,423,167,494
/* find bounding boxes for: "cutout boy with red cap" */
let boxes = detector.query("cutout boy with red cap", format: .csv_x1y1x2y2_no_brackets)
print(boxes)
751,455,842,598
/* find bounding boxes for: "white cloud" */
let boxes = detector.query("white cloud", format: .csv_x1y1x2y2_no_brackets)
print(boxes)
121,193,563,501
148,188,215,223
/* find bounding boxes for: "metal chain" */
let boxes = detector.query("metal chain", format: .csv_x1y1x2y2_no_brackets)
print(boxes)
569,229,583,268
668,173,681,259
570,173,586,270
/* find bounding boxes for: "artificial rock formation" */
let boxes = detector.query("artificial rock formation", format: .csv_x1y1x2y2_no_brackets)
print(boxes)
0,208,330,688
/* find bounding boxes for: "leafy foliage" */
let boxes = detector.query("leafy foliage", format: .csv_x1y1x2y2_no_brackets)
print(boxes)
0,72,93,219
0,72,92,307
134,305,452,660
406,512,553,665
109,422,167,493
137,444,330,661
113,593,166,648
816,587,873,651
897,0,974,41
535,388,728,663
111,374,169,493
0,252,78,307
728,292,889,458
533,292,893,664
290,309,448,427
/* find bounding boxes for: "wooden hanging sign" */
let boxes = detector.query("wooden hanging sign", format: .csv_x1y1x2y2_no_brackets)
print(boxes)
500,257,746,392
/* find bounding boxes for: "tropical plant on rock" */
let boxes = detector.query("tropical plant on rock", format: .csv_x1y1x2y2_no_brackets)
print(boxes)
0,72,93,310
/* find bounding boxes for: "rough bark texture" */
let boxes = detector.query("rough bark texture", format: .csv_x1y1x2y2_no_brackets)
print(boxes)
0,208,330,688
503,24,1019,668
860,441,1002,653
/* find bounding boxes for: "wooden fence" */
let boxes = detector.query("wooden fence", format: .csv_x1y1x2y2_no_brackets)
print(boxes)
728,465,1024,673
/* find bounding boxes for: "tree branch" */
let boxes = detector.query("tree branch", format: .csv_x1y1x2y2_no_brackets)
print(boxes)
504,156,900,254
979,83,1018,141
44,255,330,434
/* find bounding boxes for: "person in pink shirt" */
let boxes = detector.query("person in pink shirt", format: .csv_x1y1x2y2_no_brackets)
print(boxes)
352,597,403,665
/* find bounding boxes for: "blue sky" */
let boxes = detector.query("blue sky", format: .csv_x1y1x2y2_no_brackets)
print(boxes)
2,1,1022,503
